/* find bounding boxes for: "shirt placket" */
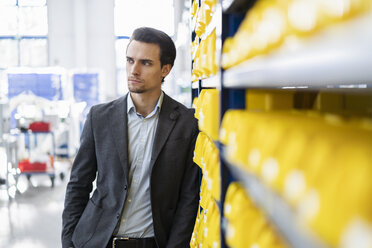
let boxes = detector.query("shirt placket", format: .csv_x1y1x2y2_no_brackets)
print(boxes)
135,118,146,185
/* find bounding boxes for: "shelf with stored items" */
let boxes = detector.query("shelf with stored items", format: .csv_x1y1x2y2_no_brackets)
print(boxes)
189,1,224,247
220,107,372,248
223,160,323,248
223,180,291,248
218,107,372,247
191,0,222,95
221,0,372,90
191,87,222,248
223,10,372,89
191,129,221,248
218,0,372,247
187,0,372,248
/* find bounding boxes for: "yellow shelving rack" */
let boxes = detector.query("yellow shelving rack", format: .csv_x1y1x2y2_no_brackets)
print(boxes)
189,0,372,247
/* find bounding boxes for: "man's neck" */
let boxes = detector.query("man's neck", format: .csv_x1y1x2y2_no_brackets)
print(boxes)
130,90,162,117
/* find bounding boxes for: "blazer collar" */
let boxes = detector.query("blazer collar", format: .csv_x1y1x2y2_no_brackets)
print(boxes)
151,93,179,168
109,95,129,183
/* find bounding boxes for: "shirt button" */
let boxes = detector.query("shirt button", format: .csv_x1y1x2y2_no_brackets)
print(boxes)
116,213,120,219
124,185,128,190
128,199,132,203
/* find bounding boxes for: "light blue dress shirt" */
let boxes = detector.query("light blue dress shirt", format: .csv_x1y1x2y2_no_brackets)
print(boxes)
115,92,164,238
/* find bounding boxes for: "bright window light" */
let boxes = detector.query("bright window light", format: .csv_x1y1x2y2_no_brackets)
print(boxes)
0,2,48,68
0,0,16,6
20,39,48,67
0,6,18,35
0,39,18,67
18,6,48,36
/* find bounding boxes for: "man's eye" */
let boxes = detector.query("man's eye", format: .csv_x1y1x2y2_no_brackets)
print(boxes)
143,61,151,66
127,58,133,63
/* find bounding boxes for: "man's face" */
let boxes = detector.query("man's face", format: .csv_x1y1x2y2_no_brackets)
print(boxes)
126,40,171,94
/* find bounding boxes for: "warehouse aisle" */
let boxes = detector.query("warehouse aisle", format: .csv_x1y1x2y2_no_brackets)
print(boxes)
0,160,70,248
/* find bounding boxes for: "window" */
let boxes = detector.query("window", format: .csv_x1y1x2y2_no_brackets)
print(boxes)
0,0,48,69
114,0,174,96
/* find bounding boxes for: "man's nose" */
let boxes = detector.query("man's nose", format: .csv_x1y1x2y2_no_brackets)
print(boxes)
130,62,140,75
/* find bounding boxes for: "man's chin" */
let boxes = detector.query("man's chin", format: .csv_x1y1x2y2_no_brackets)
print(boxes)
129,87,146,94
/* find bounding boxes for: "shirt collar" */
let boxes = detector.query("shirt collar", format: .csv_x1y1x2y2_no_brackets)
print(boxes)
127,91,164,116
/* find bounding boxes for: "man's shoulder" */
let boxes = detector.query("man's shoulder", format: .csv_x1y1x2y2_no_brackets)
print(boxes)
93,95,125,109
90,95,126,115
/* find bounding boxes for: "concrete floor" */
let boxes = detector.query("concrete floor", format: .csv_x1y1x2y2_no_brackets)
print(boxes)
0,160,71,248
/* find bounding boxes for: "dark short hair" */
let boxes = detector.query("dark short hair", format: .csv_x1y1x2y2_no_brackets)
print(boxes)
129,27,176,68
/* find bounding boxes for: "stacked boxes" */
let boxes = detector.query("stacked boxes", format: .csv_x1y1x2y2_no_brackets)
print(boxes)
222,0,372,69
191,89,221,248
190,0,372,247
220,109,372,247
195,89,220,140
191,0,219,82
224,182,288,248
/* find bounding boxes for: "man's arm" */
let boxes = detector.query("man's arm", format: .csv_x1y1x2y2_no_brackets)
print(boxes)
61,109,98,248
166,122,200,248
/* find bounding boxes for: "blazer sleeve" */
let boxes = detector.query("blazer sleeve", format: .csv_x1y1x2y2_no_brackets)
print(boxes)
166,118,200,248
61,108,98,248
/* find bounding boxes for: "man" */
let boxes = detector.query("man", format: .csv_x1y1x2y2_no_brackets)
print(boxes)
62,27,199,248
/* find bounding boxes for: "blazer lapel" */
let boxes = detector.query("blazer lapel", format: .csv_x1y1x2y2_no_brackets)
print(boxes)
109,95,129,183
151,93,179,167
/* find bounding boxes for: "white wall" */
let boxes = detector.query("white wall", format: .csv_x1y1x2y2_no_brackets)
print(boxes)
47,0,117,101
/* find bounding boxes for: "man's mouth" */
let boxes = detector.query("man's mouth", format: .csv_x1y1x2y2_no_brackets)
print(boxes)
128,78,144,84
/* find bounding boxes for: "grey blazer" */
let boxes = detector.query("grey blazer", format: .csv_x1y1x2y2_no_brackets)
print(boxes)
62,93,199,248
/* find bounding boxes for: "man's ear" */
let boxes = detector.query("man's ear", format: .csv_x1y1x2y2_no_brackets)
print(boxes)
161,64,172,78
